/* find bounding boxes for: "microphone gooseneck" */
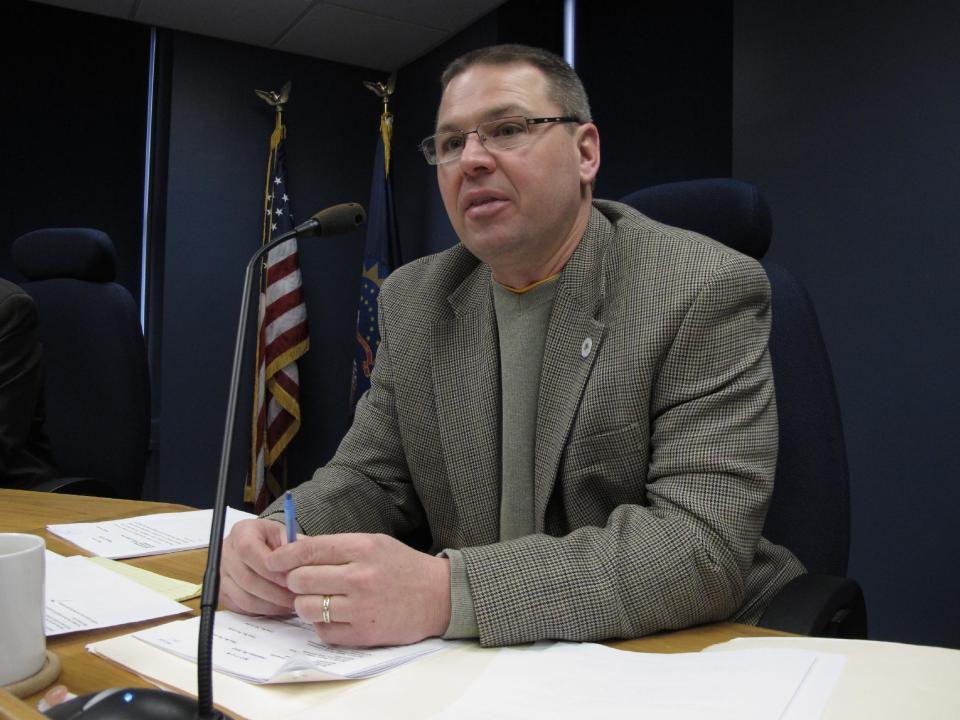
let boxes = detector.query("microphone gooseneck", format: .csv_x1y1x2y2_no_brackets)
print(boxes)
197,202,367,717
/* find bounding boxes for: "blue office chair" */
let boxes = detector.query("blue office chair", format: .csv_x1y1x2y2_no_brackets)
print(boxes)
620,178,867,638
11,228,150,499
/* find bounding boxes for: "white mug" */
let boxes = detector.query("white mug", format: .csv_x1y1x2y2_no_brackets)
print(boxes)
0,533,46,686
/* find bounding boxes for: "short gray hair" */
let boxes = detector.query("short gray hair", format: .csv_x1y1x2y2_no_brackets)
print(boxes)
440,44,592,123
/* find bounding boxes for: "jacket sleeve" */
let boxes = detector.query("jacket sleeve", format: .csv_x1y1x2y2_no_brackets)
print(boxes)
0,291,46,481
261,297,426,539
459,255,779,646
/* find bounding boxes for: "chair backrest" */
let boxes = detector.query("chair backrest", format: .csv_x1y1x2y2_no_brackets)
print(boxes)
620,179,851,576
12,228,150,499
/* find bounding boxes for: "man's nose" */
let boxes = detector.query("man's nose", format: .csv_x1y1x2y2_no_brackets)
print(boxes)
458,132,495,172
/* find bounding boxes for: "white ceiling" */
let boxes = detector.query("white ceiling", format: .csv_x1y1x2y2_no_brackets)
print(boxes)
28,0,507,71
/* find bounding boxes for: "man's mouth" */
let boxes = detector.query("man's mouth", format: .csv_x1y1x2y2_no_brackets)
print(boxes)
468,196,499,208
462,193,509,217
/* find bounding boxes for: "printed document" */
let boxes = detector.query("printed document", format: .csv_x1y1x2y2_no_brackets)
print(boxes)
132,610,452,683
44,550,191,636
47,507,256,558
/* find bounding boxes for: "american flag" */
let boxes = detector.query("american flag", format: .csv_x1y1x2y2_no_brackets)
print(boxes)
246,118,309,512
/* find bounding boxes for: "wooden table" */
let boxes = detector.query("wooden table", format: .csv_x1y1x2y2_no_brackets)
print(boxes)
1,489,206,710
0,488,788,715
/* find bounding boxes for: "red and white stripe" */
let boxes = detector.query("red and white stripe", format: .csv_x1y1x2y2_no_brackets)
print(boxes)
252,237,308,512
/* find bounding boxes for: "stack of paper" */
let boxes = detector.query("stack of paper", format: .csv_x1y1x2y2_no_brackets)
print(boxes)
707,636,960,719
89,624,960,719
47,507,256,558
87,633,837,720
45,550,191,636
432,642,823,719
132,611,452,683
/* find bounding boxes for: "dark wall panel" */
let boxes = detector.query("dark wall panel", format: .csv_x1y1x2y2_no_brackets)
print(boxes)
734,0,960,648
577,1,733,200
0,0,148,299
153,32,373,507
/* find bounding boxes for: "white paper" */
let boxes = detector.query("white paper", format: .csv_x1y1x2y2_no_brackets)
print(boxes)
133,610,453,683
706,636,960,720
47,507,256,558
44,550,191,635
707,639,847,720
780,652,847,720
431,642,819,720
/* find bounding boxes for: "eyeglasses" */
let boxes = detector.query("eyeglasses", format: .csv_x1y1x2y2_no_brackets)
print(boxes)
419,115,580,166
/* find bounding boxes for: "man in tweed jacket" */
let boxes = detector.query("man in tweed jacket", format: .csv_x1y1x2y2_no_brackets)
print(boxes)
220,44,804,647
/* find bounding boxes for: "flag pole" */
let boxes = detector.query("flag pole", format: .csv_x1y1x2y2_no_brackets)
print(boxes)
350,74,401,412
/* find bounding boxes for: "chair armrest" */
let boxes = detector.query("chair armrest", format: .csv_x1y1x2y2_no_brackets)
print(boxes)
29,477,119,498
758,573,868,638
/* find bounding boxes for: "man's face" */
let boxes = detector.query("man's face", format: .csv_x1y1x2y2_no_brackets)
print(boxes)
435,62,599,278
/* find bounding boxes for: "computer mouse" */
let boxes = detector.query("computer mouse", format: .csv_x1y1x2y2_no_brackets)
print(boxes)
43,687,199,719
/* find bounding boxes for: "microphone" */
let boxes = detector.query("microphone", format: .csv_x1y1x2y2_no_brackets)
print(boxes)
287,202,367,239
198,201,366,717
42,203,367,720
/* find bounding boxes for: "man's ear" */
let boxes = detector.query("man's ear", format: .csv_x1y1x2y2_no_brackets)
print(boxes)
576,123,601,185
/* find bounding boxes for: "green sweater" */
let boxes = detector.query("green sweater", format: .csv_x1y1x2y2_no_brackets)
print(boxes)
444,276,558,638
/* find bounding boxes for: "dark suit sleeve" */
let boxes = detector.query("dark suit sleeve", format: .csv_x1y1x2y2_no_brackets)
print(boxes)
0,290,48,482
460,255,782,646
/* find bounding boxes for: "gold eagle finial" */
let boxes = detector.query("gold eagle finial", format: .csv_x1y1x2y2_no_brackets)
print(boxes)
363,73,396,114
255,80,292,112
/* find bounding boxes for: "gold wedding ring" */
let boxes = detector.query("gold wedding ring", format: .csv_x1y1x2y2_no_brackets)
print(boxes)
321,594,331,624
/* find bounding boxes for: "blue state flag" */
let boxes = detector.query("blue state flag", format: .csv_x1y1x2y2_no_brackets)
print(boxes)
350,111,401,412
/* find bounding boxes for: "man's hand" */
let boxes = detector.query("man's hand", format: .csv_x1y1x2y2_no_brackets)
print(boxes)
219,518,296,615
265,533,451,647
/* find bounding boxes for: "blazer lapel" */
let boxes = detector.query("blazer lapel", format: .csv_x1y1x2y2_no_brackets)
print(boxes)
431,264,501,544
533,207,612,528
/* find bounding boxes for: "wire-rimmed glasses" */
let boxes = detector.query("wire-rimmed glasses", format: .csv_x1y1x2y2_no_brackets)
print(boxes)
419,115,579,165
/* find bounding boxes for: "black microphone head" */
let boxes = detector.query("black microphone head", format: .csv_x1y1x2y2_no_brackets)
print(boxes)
307,202,366,236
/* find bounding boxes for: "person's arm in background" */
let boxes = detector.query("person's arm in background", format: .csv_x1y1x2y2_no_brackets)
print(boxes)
0,283,54,486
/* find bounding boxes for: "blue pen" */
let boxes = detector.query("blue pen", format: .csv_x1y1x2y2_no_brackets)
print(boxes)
283,491,297,544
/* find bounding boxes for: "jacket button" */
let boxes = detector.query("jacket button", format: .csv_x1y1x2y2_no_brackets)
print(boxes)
580,337,593,358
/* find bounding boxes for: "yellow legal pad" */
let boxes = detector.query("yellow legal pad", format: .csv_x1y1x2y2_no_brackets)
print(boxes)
87,556,202,601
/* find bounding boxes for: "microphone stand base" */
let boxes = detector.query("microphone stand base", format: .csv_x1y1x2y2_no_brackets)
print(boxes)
42,687,235,719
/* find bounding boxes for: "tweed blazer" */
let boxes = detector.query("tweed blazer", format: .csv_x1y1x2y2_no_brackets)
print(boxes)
279,200,804,647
